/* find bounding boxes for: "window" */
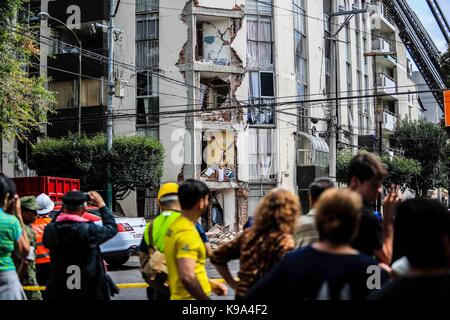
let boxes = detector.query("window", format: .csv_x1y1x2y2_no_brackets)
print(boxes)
345,23,351,63
137,72,159,130
247,16,273,70
49,79,102,109
246,0,272,15
295,0,308,131
136,13,159,69
248,71,275,125
249,128,276,181
136,0,158,13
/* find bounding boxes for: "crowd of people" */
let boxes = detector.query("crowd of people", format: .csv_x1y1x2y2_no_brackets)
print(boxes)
141,151,450,301
1,151,450,300
0,175,118,300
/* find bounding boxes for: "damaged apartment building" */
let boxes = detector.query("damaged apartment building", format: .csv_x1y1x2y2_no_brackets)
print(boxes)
13,0,423,223
159,0,296,231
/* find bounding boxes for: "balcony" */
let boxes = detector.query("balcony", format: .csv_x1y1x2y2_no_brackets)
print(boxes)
371,1,396,33
372,38,395,53
382,110,398,132
376,73,397,98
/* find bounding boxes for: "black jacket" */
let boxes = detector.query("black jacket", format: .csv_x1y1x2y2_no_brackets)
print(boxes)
43,206,118,300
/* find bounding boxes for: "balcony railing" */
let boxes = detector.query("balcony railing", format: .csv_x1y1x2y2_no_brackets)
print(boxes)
383,110,398,132
373,1,395,26
376,73,397,95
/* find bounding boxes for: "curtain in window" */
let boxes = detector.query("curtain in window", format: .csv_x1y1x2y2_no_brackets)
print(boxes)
249,129,259,180
259,19,272,69
258,129,272,179
247,18,259,69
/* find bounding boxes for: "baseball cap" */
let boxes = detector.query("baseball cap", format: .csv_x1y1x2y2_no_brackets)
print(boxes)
36,193,55,215
62,191,88,207
20,196,38,211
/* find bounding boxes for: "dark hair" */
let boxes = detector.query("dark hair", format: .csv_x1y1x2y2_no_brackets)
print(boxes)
347,151,387,185
395,198,450,269
178,179,211,210
0,174,16,201
309,177,335,203
315,188,363,245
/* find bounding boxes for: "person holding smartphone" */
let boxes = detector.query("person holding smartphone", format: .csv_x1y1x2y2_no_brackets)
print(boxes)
43,191,118,300
0,175,30,300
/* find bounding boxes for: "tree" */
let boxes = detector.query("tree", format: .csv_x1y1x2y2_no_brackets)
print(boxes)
390,120,449,196
380,155,422,189
440,45,450,87
336,149,422,190
0,0,55,142
28,134,165,201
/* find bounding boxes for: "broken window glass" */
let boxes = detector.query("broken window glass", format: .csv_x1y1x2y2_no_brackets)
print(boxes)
248,72,274,125
137,96,159,126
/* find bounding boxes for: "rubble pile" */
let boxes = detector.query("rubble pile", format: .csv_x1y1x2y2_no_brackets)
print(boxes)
206,225,241,250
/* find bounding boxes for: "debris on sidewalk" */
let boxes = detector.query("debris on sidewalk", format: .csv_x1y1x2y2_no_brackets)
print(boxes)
206,224,240,249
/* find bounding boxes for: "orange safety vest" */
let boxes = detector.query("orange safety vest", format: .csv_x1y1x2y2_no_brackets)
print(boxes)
32,216,52,265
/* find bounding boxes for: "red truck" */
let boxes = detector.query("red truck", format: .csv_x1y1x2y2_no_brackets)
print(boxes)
13,176,146,266
12,176,81,203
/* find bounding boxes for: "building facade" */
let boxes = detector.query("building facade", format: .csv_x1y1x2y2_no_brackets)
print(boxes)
5,0,428,227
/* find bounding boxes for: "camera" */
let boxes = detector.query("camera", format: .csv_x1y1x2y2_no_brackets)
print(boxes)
84,192,91,202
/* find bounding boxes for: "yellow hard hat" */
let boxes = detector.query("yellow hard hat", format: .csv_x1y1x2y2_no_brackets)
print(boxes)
157,182,179,203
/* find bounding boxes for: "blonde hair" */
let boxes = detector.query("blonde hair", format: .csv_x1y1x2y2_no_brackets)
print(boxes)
252,189,301,234
315,188,363,244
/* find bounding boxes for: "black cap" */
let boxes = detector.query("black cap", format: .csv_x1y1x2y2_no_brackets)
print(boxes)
62,191,87,207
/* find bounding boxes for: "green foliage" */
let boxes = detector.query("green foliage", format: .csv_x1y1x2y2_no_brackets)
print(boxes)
390,120,449,195
336,149,422,190
28,134,165,200
380,155,422,188
336,149,354,184
440,46,450,87
0,0,55,142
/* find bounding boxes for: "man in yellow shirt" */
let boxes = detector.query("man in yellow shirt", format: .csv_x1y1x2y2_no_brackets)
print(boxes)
164,179,226,300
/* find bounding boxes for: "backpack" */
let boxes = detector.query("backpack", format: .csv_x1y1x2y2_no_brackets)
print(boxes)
139,223,169,292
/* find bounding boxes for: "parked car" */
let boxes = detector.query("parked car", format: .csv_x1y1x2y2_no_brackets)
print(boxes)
50,207,147,266
87,209,147,266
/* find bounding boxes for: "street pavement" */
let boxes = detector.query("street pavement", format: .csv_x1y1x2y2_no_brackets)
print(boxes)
108,255,239,300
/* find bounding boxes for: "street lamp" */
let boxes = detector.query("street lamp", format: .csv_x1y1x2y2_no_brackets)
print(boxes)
39,12,83,135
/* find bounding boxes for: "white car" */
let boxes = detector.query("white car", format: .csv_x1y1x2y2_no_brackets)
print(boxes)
49,208,147,266
87,209,147,266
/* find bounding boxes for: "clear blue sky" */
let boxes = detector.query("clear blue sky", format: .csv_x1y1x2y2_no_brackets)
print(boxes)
409,0,450,53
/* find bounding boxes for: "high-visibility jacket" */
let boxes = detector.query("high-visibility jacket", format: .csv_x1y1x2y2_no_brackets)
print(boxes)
143,210,181,252
32,216,52,265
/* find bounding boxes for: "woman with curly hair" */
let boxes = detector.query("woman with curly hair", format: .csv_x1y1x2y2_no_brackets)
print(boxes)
246,188,389,300
211,189,301,299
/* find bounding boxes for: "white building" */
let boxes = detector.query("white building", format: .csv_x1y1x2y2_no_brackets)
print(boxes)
4,0,426,227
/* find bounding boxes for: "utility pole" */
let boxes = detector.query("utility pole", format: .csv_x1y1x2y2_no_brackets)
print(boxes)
106,0,115,209
91,2,122,209
328,5,369,179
